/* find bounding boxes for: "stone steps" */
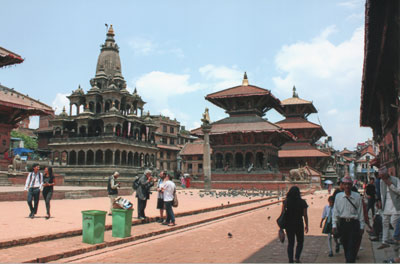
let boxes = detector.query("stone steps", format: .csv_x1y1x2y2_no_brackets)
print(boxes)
64,191,93,199
0,173,11,186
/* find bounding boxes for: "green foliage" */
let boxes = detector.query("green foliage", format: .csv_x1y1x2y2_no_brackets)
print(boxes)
10,131,38,150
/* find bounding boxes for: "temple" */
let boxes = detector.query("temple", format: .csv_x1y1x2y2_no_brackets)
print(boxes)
276,86,330,176
190,73,296,189
39,26,158,185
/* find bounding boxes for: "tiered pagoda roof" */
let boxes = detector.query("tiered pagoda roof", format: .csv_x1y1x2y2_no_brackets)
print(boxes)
192,74,295,147
280,86,317,118
205,73,284,117
0,84,54,126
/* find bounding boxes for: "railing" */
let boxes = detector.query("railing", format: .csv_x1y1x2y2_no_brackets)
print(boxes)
49,135,156,147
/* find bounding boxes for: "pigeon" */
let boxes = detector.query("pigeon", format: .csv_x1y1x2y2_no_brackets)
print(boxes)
267,216,271,220
228,232,233,238
227,201,230,205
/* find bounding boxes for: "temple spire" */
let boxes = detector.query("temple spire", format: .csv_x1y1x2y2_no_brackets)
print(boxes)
242,72,249,86
292,85,298,98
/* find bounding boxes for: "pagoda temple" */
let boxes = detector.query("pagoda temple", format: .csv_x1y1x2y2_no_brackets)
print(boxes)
191,73,295,189
276,86,330,176
43,26,158,185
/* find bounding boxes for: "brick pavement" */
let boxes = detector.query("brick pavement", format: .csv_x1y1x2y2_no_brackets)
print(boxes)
0,189,385,263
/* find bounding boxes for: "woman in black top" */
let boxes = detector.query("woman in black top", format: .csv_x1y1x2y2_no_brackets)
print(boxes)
283,186,309,263
42,166,55,219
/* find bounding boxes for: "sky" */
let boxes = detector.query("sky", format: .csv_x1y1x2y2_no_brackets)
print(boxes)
0,0,372,150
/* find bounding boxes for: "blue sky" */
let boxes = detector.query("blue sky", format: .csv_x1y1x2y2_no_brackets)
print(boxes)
0,0,371,150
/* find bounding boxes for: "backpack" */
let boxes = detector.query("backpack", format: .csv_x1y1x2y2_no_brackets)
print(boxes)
132,177,140,190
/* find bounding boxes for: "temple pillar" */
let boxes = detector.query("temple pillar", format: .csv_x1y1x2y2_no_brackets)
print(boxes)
112,151,115,165
69,104,72,116
103,151,106,165
202,124,212,191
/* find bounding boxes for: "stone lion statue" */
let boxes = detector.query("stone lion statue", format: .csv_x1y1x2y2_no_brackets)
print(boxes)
12,154,22,172
289,166,307,182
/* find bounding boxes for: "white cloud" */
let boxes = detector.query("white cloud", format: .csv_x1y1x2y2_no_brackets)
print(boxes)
338,0,363,9
135,71,203,111
29,116,39,129
128,38,184,58
160,108,176,119
52,93,69,114
272,26,370,149
199,64,243,91
327,109,338,115
129,37,156,55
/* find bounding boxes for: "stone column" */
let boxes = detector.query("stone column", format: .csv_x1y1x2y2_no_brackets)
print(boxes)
112,151,115,165
202,124,212,191
103,151,106,165
69,104,72,116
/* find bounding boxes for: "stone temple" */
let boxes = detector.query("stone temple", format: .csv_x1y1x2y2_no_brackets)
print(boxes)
41,26,158,185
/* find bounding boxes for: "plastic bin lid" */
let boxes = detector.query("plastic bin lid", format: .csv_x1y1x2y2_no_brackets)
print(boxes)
81,210,107,215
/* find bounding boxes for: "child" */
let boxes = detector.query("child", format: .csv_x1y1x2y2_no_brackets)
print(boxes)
320,196,339,257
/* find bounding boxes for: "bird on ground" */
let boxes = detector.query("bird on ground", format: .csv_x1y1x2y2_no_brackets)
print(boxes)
267,216,271,220
228,232,232,238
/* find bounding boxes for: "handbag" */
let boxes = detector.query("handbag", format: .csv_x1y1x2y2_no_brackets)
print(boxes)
276,201,287,229
172,189,179,207
278,228,285,243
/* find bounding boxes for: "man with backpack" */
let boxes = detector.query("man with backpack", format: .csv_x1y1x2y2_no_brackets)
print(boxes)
24,164,43,219
135,169,154,219
107,171,120,216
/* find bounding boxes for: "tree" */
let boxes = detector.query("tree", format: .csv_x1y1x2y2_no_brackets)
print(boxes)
10,131,38,150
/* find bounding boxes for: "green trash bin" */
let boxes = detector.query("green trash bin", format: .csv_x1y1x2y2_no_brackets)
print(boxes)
81,210,107,244
112,208,133,238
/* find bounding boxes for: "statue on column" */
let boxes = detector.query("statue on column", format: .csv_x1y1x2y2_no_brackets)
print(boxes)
201,108,211,126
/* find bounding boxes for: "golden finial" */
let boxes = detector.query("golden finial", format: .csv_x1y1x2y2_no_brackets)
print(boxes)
107,24,115,36
242,72,249,86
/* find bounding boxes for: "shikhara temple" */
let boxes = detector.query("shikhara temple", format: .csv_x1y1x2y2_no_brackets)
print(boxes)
38,26,158,185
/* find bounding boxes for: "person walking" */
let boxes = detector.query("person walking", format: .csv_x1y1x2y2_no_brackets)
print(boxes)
332,176,365,263
365,177,376,217
378,166,400,249
162,173,176,226
156,171,166,223
136,169,154,219
320,196,338,257
24,164,43,219
107,172,120,216
42,166,55,219
283,186,308,263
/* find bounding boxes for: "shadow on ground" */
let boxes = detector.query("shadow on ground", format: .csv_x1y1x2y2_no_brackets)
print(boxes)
242,234,326,263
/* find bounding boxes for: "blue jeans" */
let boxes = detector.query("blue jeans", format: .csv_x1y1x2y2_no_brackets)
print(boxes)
394,218,400,241
164,201,175,224
27,187,40,214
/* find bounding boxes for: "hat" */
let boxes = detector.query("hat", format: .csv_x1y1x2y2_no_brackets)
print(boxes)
341,176,353,184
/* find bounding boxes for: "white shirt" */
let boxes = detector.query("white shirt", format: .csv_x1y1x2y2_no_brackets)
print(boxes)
384,186,400,215
322,205,332,219
24,172,43,190
332,191,365,230
157,179,165,199
163,180,175,202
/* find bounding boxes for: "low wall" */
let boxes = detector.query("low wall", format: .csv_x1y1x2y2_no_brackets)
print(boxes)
7,172,64,185
0,188,133,202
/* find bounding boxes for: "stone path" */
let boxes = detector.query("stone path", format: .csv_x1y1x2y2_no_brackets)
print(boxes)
0,188,394,263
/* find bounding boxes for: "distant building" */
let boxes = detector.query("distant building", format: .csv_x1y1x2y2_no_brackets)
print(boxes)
151,115,195,176
179,139,207,179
